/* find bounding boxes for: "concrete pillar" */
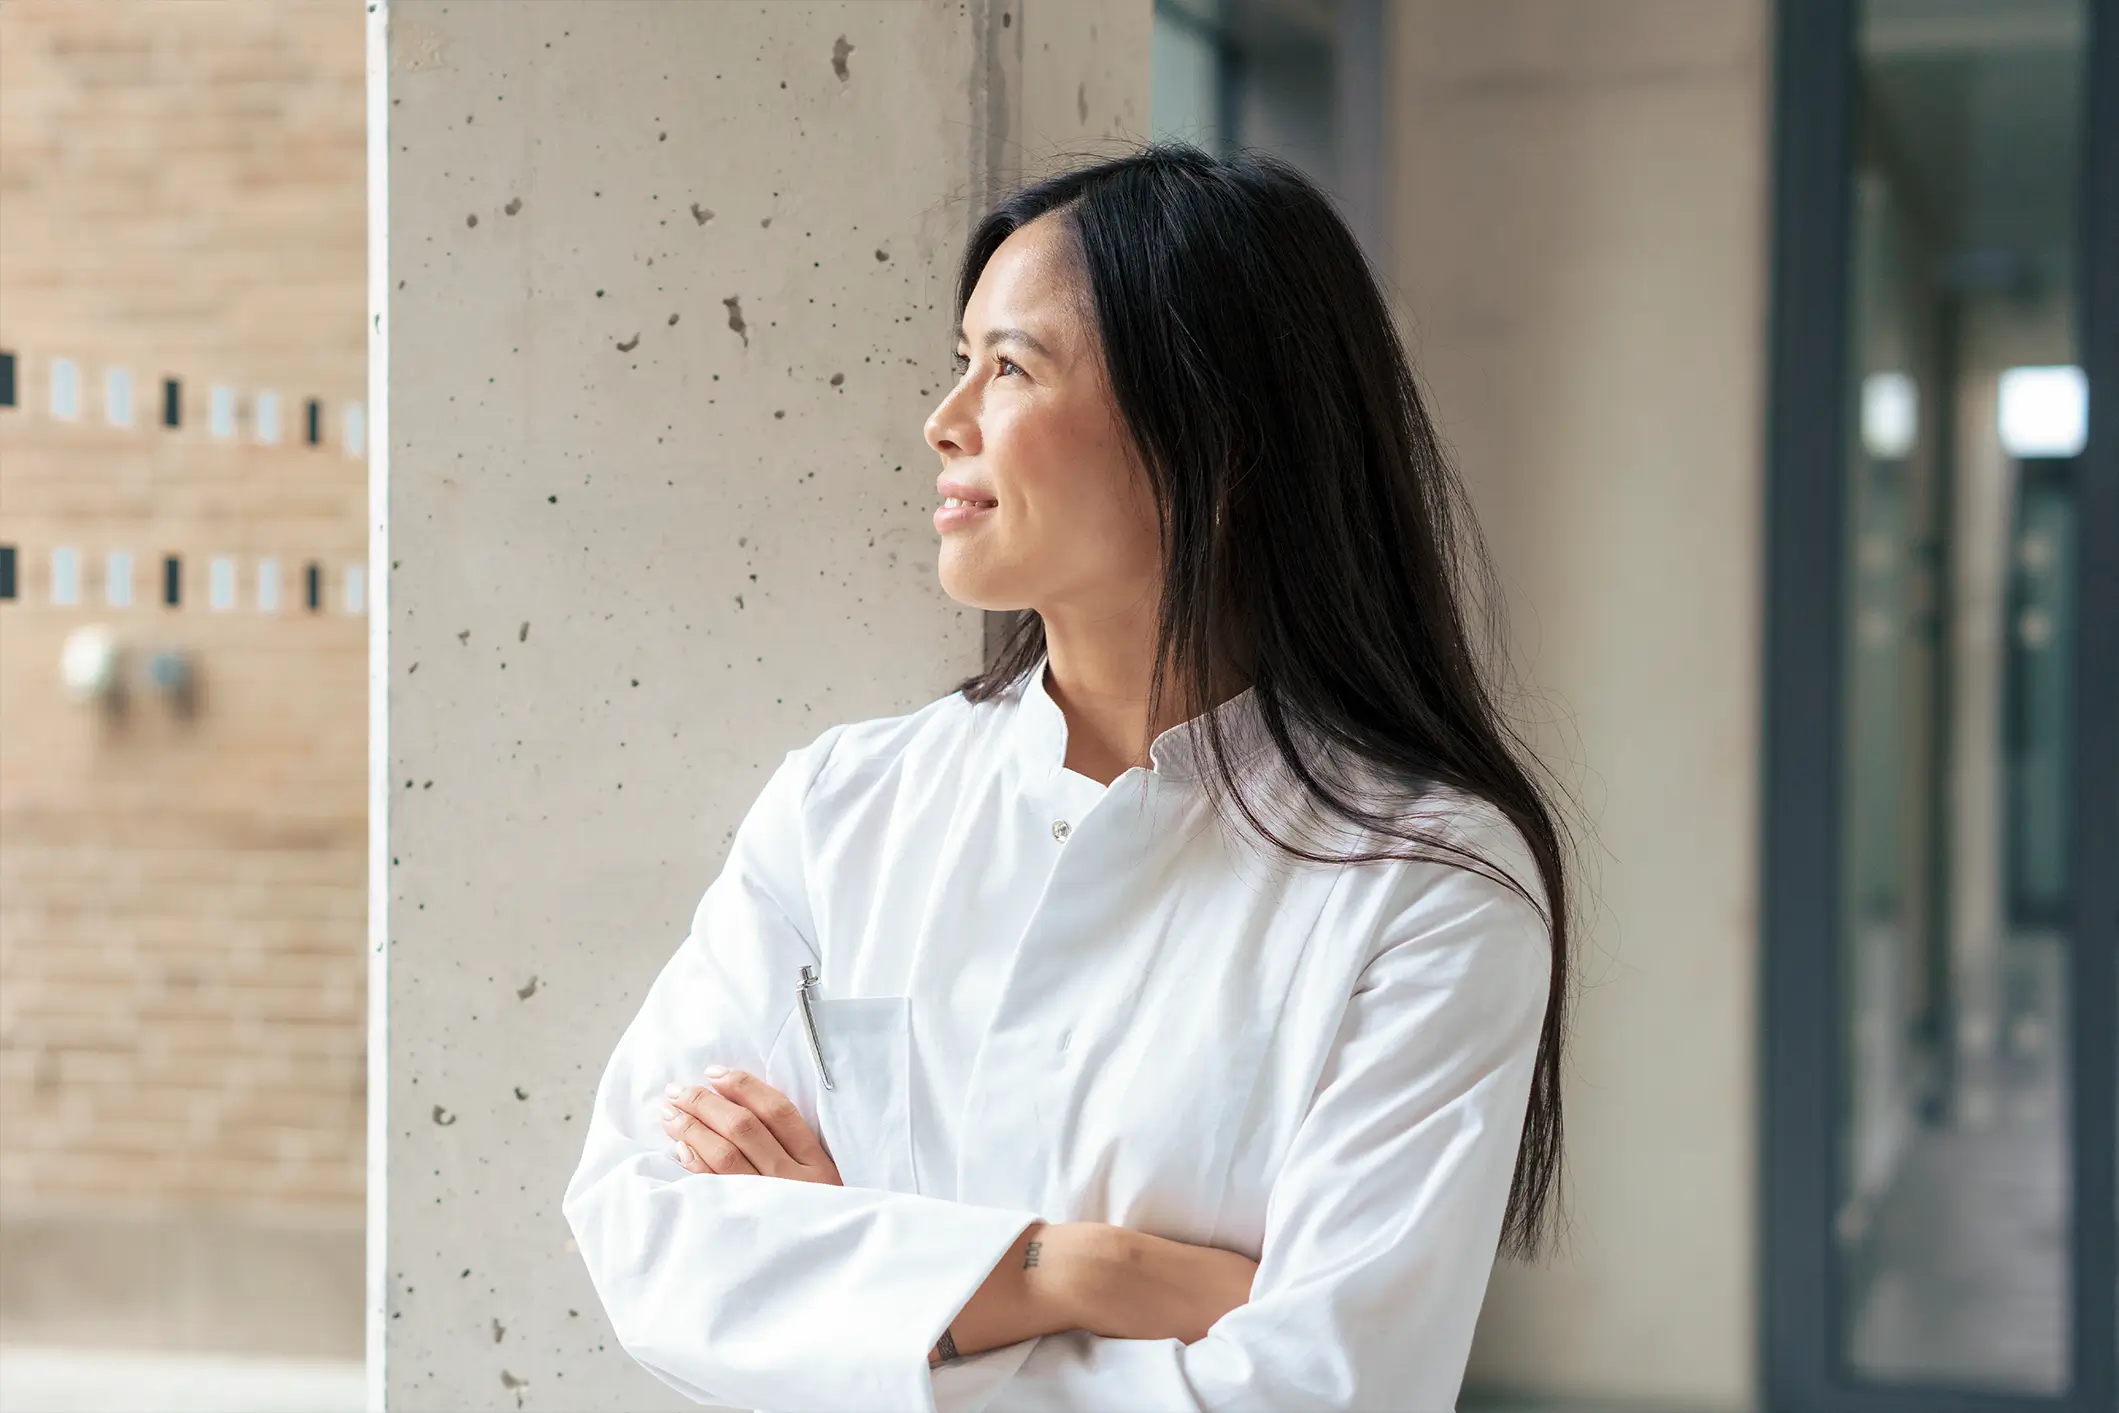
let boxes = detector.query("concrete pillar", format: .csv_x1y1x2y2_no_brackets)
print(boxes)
1385,4,1773,1408
370,3,1147,1407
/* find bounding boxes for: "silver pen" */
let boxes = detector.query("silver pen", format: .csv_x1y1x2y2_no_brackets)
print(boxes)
796,964,834,1091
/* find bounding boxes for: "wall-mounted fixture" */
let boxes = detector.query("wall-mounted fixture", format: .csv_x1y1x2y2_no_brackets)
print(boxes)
60,623,124,712
147,647,197,718
59,626,199,721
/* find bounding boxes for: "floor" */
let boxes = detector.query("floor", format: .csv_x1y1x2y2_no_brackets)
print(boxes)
0,1346,364,1413
1846,933,2070,1394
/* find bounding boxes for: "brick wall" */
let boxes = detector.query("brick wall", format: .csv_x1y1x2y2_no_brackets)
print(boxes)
0,0,367,1288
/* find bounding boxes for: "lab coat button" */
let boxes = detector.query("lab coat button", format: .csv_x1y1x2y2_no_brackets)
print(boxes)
1051,819,1072,841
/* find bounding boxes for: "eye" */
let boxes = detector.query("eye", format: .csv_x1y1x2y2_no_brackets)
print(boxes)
949,351,1024,378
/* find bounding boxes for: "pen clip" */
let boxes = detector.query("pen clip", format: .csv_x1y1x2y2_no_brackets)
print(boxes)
796,964,834,1092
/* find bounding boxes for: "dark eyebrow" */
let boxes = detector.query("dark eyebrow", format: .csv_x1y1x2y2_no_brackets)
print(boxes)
952,323,1053,360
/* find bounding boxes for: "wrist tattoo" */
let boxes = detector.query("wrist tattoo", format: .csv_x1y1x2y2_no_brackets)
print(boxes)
935,1328,961,1364
1023,1239,1042,1268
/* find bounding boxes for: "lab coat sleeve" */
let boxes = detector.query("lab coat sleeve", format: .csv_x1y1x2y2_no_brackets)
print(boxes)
989,851,1553,1413
561,727,1047,1413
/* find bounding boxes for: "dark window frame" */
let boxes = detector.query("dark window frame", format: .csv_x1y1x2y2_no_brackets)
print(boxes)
1759,1,2118,1410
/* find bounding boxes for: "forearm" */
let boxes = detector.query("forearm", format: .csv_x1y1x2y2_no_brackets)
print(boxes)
927,1219,1073,1366
928,1221,1257,1367
1063,1223,1259,1343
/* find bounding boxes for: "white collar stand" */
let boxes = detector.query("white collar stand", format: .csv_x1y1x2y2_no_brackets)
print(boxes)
1008,651,1275,784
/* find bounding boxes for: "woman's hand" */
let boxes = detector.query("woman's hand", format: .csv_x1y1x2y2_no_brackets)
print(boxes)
657,1067,842,1185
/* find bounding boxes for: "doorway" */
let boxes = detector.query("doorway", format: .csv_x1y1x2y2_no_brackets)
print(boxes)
1762,1,2116,1409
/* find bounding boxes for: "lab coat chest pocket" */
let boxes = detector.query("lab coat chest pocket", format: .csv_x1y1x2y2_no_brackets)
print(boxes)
808,995,918,1194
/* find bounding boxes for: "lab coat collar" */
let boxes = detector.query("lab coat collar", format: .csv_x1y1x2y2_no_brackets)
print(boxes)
1011,651,1275,784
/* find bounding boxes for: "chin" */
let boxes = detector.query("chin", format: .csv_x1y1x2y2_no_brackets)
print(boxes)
936,555,1022,614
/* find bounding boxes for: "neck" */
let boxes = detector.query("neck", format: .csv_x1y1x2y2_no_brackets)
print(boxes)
1038,611,1250,785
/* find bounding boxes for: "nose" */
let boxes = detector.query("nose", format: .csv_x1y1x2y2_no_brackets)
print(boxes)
923,377,978,459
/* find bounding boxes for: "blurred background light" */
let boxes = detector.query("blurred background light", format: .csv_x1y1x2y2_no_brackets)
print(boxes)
1861,370,1920,458
1997,364,2088,458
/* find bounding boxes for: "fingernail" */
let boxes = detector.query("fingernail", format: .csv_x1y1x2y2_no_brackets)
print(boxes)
664,1081,685,1098
704,1065,730,1080
658,1104,678,1121
670,1143,691,1165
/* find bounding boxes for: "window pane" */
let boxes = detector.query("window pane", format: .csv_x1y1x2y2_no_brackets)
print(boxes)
1837,0,2086,1394
1151,6,1223,152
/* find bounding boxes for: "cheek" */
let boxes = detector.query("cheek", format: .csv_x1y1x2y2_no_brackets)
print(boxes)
995,407,1155,553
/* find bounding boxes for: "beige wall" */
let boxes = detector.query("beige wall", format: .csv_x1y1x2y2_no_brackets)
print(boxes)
1386,4,1772,1407
0,0,367,1358
374,1,1148,1405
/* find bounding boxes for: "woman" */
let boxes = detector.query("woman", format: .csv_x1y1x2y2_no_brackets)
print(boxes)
563,142,1573,1412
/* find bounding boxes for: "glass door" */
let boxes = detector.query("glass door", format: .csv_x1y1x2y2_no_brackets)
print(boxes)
1763,1,2116,1410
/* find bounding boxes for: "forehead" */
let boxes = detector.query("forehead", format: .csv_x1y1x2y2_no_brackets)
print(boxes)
962,216,1088,340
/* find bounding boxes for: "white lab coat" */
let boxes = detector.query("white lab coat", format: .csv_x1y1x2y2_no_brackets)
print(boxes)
562,652,1551,1412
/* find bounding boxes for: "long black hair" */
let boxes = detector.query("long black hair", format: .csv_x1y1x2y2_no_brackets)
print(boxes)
948,141,1575,1260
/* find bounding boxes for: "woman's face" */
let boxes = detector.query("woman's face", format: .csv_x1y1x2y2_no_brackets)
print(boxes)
923,215,1160,621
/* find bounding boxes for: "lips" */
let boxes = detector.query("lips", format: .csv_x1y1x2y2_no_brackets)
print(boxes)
936,477,998,507
933,482,997,533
